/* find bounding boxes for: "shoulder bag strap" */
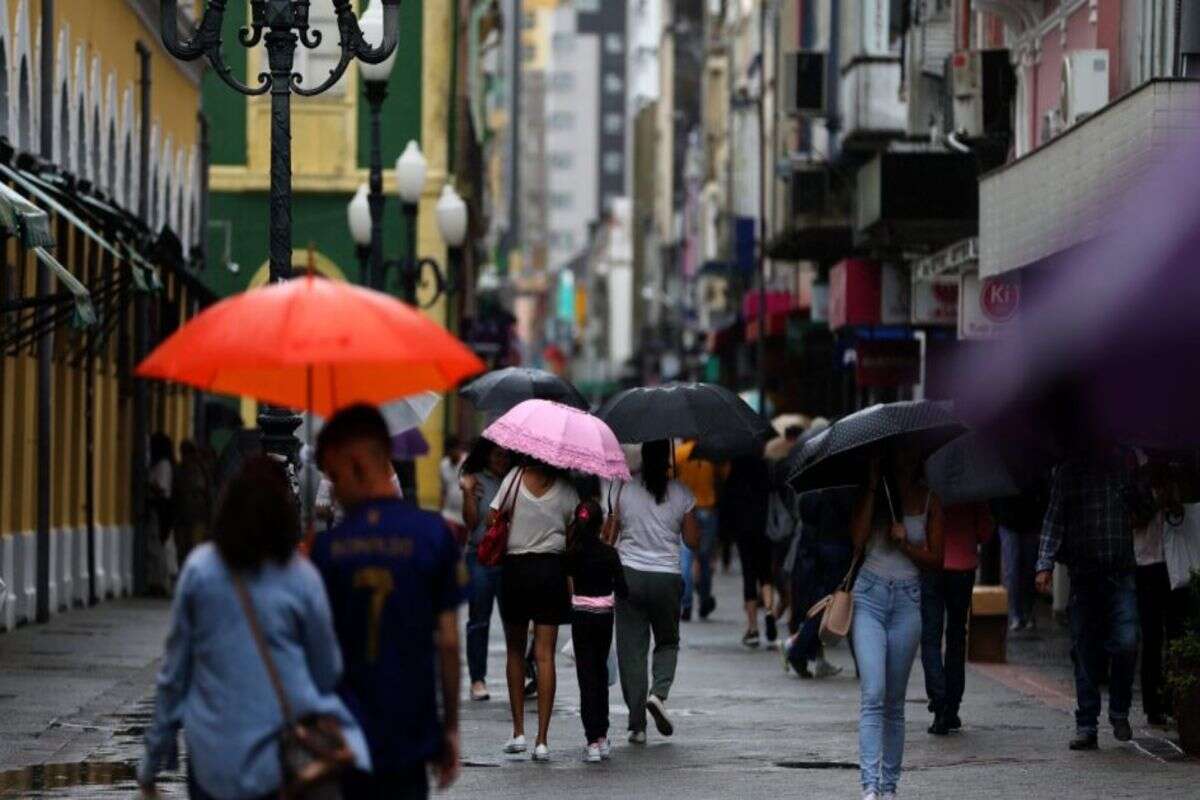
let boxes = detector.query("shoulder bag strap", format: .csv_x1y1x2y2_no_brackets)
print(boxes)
504,468,525,515
232,571,295,725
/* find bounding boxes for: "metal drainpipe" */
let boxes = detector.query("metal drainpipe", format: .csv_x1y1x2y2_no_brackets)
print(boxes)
132,41,152,597
755,1,769,418
34,0,54,623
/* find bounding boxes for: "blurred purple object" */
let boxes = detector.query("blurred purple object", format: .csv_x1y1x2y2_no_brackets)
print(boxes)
391,428,430,460
954,126,1200,455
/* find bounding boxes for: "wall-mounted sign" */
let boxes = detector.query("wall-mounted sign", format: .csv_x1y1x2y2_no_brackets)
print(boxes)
911,277,960,326
856,338,921,388
959,270,1020,339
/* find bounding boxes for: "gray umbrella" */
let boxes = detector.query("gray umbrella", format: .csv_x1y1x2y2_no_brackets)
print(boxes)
597,383,773,454
459,367,589,414
787,401,966,493
924,432,1019,505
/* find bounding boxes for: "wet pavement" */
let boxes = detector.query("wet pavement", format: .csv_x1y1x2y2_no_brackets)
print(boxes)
0,574,1195,798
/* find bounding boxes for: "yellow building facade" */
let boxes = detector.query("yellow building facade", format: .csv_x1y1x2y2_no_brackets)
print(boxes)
1,0,203,630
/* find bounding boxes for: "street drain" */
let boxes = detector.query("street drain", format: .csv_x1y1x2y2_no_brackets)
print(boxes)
775,761,858,770
1131,737,1186,762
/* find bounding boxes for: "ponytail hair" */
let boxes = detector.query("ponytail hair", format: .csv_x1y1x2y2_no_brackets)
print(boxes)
567,499,604,556
641,439,670,504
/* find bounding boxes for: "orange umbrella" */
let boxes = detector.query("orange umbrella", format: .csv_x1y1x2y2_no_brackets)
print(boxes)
137,276,484,416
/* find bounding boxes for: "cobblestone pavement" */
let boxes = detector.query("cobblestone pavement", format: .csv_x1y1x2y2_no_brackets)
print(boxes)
0,573,1194,799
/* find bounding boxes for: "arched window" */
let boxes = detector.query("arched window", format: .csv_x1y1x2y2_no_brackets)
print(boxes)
17,58,30,152
107,120,116,193
90,107,100,185
57,82,68,165
148,165,157,231
122,135,131,208
75,100,85,177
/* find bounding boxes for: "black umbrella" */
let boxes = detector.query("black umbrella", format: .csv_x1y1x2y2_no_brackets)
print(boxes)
925,432,1019,505
597,383,773,451
787,401,966,493
459,367,589,414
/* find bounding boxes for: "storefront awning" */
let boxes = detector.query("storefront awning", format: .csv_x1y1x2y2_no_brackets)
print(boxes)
0,181,54,248
32,246,96,329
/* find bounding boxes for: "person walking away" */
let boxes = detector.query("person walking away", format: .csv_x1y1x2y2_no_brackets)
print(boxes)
1035,448,1139,750
922,502,993,735
147,433,177,595
174,440,212,563
674,440,721,621
851,442,945,800
565,499,629,762
784,487,856,679
441,436,468,546
992,486,1046,632
459,438,514,702
724,452,775,647
310,406,467,798
138,456,370,800
491,457,579,761
608,440,700,744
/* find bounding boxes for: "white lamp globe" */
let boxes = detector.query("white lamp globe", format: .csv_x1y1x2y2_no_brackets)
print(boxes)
357,0,398,83
347,184,372,246
395,141,427,204
436,182,468,247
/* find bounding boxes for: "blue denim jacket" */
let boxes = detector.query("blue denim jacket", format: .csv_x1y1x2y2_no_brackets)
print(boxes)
139,544,370,797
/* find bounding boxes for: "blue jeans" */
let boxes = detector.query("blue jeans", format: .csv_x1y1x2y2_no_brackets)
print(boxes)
1068,569,1138,735
466,551,503,684
1000,527,1038,627
680,508,718,611
788,539,854,667
851,569,923,795
920,569,975,716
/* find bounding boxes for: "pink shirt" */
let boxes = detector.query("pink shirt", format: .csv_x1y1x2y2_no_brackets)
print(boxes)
942,503,995,571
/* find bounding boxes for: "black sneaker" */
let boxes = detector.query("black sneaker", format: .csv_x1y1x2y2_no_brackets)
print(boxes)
946,712,962,731
681,606,693,622
524,678,538,698
764,613,778,644
1112,718,1133,742
742,629,760,649
1069,732,1099,750
699,596,717,620
928,714,951,736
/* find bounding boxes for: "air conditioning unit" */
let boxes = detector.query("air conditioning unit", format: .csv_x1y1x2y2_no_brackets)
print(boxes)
1060,49,1110,127
945,50,1014,140
782,51,827,116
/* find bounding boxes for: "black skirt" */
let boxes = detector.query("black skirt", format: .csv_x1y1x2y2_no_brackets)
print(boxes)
500,553,571,627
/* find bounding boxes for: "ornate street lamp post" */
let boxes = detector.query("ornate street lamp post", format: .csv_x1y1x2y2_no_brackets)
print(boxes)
346,140,468,308
160,0,400,462
357,0,398,290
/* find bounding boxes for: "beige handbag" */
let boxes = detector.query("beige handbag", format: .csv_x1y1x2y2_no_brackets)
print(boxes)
806,552,863,646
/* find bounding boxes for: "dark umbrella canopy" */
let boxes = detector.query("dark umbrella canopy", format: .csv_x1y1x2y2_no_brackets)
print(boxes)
597,383,773,453
460,367,588,414
391,427,430,460
787,401,966,492
925,432,1019,505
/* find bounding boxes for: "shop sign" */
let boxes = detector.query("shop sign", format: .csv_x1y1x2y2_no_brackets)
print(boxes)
855,339,921,388
959,270,1020,339
829,258,882,330
911,277,960,326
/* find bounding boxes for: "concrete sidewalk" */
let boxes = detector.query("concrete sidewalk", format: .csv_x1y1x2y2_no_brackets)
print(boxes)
0,572,1194,799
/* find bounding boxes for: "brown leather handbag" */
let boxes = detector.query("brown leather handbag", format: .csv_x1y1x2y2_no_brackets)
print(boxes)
601,480,625,545
232,574,355,799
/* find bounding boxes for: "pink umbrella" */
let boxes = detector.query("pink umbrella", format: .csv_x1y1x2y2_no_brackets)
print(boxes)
483,399,631,480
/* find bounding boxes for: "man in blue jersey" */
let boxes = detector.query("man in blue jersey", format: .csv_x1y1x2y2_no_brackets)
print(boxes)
311,405,467,799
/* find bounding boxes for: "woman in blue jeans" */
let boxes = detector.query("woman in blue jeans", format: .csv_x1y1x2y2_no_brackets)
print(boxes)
460,438,513,702
850,443,944,800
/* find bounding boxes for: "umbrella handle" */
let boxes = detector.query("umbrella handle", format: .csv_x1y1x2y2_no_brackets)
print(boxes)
881,478,899,526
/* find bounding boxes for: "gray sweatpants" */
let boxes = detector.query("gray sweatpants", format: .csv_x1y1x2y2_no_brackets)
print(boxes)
615,567,683,732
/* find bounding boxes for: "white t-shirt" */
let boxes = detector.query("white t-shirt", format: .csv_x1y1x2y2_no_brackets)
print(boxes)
440,457,465,526
604,477,695,574
150,459,173,498
491,469,579,556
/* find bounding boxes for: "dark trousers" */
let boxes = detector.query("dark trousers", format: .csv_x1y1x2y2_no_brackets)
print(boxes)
920,569,976,716
1068,569,1139,734
341,764,429,800
466,551,503,683
788,539,854,666
1000,526,1039,627
572,609,615,743
1135,562,1188,718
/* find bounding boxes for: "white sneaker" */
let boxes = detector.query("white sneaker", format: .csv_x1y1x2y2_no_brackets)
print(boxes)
646,694,674,736
532,742,551,762
862,792,879,800
813,657,843,679
503,734,527,754
597,737,611,759
584,743,602,763
628,730,647,745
